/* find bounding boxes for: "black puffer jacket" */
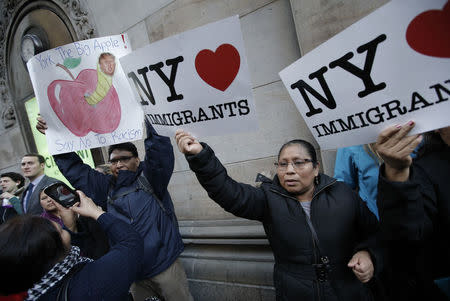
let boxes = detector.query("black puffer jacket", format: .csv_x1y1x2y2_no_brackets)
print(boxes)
187,143,382,301
377,145,450,301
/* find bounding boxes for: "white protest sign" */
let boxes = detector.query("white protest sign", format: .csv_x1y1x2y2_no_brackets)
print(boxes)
120,15,258,138
28,34,144,155
279,0,450,150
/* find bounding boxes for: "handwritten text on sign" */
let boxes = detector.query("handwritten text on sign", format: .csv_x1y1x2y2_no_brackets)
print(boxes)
28,34,144,155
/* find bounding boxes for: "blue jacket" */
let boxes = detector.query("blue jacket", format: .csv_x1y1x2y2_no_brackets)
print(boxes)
54,122,184,278
334,145,380,218
39,213,144,300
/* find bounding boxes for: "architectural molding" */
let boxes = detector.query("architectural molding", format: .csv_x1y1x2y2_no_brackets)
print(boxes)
0,0,95,130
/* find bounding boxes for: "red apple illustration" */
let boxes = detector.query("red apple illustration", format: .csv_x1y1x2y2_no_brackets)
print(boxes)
47,68,121,137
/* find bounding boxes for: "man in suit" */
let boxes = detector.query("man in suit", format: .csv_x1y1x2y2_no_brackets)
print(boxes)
20,153,58,215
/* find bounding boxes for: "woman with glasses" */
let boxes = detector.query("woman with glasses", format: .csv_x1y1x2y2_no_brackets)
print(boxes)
175,130,381,301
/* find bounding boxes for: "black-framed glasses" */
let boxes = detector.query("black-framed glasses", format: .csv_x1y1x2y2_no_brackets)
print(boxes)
109,156,135,165
274,159,314,171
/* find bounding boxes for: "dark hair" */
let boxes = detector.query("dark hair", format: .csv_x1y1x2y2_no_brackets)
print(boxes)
417,131,447,158
108,143,138,159
0,172,25,189
278,139,318,167
98,52,115,63
23,153,45,164
0,215,66,295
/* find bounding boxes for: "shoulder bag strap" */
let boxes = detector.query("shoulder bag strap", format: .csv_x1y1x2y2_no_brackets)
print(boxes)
56,263,86,301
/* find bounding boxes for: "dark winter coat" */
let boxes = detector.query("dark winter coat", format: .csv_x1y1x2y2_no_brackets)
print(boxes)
187,143,382,301
54,122,184,279
38,213,143,300
377,145,450,301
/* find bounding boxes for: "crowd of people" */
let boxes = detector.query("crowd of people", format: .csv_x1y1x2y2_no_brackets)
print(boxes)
0,115,448,301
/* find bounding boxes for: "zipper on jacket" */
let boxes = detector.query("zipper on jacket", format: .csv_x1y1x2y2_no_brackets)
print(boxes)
270,180,336,301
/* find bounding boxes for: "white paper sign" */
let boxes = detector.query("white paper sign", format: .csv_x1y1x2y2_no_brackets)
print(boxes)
120,15,258,138
28,34,144,155
279,0,450,150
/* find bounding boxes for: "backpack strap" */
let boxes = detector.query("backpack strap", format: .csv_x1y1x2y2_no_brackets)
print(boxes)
107,172,168,215
56,263,86,301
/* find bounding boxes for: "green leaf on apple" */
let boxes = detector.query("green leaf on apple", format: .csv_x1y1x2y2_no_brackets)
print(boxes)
63,57,82,69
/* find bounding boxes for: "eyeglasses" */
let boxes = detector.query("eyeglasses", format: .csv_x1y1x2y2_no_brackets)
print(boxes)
274,159,314,171
109,156,135,165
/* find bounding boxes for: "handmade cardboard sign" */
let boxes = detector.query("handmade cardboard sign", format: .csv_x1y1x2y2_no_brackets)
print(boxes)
279,0,450,150
120,15,258,138
28,34,144,155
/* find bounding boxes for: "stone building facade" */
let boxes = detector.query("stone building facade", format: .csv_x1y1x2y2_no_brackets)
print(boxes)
0,0,387,299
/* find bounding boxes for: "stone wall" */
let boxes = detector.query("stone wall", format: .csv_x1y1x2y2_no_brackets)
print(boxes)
0,0,388,299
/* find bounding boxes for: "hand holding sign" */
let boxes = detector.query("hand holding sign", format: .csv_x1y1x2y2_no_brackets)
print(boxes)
279,0,450,150
27,34,144,155
375,121,423,182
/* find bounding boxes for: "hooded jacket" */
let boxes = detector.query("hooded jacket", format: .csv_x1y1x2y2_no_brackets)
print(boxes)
187,143,382,301
53,122,183,278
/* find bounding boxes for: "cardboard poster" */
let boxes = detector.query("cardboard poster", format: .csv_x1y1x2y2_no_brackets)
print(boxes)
27,34,144,155
120,16,258,138
25,97,95,187
279,0,450,150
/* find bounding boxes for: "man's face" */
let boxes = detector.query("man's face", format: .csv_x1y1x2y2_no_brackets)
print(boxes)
21,156,44,180
0,177,18,193
109,149,140,177
99,55,116,76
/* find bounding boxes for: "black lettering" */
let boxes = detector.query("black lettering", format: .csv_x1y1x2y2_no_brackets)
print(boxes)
197,108,211,122
180,110,196,124
354,111,370,128
409,92,433,112
127,68,155,105
208,104,224,120
149,56,184,102
430,82,450,104
366,106,385,124
237,99,250,115
319,121,340,136
336,115,360,132
381,99,407,119
163,113,174,126
312,125,325,137
172,112,183,126
223,101,238,117
290,66,336,117
329,34,387,98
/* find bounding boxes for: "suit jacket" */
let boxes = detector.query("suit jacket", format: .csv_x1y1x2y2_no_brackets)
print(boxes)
21,175,59,215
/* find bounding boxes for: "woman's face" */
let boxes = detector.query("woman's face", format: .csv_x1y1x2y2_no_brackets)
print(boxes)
40,191,57,212
52,221,71,251
277,144,319,197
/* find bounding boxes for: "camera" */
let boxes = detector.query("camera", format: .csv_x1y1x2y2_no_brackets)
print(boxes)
43,182,79,208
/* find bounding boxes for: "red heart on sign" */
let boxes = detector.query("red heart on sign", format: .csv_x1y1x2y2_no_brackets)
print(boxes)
406,1,450,58
195,43,240,91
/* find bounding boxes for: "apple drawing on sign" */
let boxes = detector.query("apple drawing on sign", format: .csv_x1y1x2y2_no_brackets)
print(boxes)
47,56,121,137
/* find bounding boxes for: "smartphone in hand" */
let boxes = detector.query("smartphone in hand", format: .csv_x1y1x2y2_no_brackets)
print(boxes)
43,182,79,208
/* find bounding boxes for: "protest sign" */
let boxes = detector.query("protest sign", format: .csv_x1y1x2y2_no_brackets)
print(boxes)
279,0,450,150
25,97,95,187
27,34,144,155
120,15,258,138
